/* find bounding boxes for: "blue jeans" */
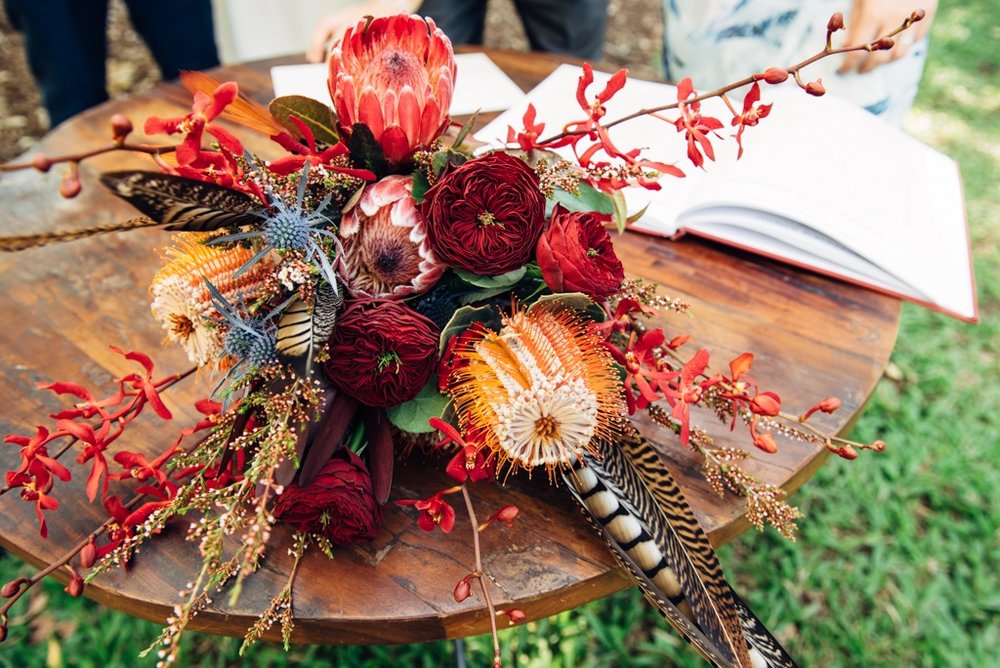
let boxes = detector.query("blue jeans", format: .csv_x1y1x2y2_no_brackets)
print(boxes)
418,0,608,60
5,0,219,126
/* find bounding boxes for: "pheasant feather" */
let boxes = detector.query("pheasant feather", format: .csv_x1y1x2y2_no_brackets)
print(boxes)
617,434,797,667
562,429,797,667
101,171,260,231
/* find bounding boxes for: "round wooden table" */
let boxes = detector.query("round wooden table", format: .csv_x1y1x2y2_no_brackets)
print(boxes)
0,51,900,645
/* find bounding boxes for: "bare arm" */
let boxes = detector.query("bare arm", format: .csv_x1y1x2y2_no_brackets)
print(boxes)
838,0,938,73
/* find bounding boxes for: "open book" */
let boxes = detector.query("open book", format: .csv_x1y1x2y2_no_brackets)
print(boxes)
478,65,977,322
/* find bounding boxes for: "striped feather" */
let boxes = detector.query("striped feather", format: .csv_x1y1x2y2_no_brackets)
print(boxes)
275,282,343,378
100,171,259,231
0,216,159,252
598,432,751,666
562,456,735,667
617,434,797,667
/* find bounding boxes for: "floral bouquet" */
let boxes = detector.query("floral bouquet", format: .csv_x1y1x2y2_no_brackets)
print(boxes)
0,11,924,668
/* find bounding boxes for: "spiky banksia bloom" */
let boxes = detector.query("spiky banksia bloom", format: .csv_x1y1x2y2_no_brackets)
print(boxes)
149,234,274,367
339,175,443,298
327,14,455,164
447,306,626,477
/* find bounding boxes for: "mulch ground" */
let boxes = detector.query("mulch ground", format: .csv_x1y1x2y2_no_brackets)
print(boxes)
0,0,662,162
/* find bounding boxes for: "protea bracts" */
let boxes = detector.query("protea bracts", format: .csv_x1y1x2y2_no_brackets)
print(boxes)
327,14,456,164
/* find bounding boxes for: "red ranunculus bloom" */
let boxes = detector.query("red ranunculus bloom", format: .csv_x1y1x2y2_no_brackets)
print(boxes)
273,449,382,545
421,152,545,275
536,206,624,299
323,299,440,408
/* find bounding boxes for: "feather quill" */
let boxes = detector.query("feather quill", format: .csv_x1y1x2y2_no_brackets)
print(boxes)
0,216,159,252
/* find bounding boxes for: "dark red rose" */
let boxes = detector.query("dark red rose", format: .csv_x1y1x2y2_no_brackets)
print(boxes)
323,299,440,408
273,449,382,545
536,206,625,299
421,151,545,275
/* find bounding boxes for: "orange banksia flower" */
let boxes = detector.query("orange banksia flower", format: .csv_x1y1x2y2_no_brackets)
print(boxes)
149,233,274,367
447,306,625,477
328,14,456,164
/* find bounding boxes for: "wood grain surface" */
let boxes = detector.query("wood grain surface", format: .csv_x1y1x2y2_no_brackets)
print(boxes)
0,51,900,644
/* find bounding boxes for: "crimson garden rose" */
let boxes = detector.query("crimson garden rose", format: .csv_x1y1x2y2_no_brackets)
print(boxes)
421,152,545,275
323,299,440,408
273,449,382,545
536,206,624,299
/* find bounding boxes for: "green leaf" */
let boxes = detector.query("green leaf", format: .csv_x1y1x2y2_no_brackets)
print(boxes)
269,96,339,145
551,181,616,216
609,190,649,234
386,379,451,434
452,111,479,149
347,123,389,179
438,304,501,354
529,291,605,322
431,150,449,176
411,170,430,204
454,266,527,289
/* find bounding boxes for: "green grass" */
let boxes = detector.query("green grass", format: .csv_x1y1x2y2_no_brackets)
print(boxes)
2,0,997,665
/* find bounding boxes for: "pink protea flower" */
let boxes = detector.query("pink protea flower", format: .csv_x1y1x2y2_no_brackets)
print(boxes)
328,14,456,164
339,175,443,298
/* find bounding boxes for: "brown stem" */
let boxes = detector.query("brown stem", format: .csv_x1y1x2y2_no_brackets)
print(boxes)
536,19,920,146
461,485,503,668
0,491,144,623
0,366,198,497
0,143,177,173
0,425,217,635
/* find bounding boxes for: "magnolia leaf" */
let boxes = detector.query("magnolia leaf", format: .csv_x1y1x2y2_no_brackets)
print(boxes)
348,123,390,179
551,181,616,216
386,379,451,434
411,170,430,204
529,292,605,322
269,96,339,145
438,304,501,354
454,266,526,289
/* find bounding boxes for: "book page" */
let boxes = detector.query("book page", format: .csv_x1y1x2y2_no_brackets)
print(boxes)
478,65,974,321
676,87,973,319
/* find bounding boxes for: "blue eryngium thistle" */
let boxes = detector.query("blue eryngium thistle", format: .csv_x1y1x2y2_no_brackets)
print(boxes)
205,280,277,395
209,164,342,295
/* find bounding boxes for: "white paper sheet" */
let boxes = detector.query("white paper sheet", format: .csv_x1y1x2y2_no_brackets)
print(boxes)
270,52,525,115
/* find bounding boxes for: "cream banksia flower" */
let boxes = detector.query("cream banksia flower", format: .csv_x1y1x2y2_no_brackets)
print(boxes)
149,234,274,367
447,306,626,478
327,14,455,163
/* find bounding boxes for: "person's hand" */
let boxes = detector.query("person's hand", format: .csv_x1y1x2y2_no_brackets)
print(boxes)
306,1,423,63
838,0,938,74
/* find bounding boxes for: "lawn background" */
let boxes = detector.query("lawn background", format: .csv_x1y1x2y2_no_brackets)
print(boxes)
1,0,997,666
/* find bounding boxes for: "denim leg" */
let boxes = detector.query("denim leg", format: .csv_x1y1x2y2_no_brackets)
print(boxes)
513,0,608,59
122,0,219,79
418,0,489,46
5,0,109,126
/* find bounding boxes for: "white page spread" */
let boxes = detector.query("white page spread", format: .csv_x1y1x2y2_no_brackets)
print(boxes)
477,65,975,321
